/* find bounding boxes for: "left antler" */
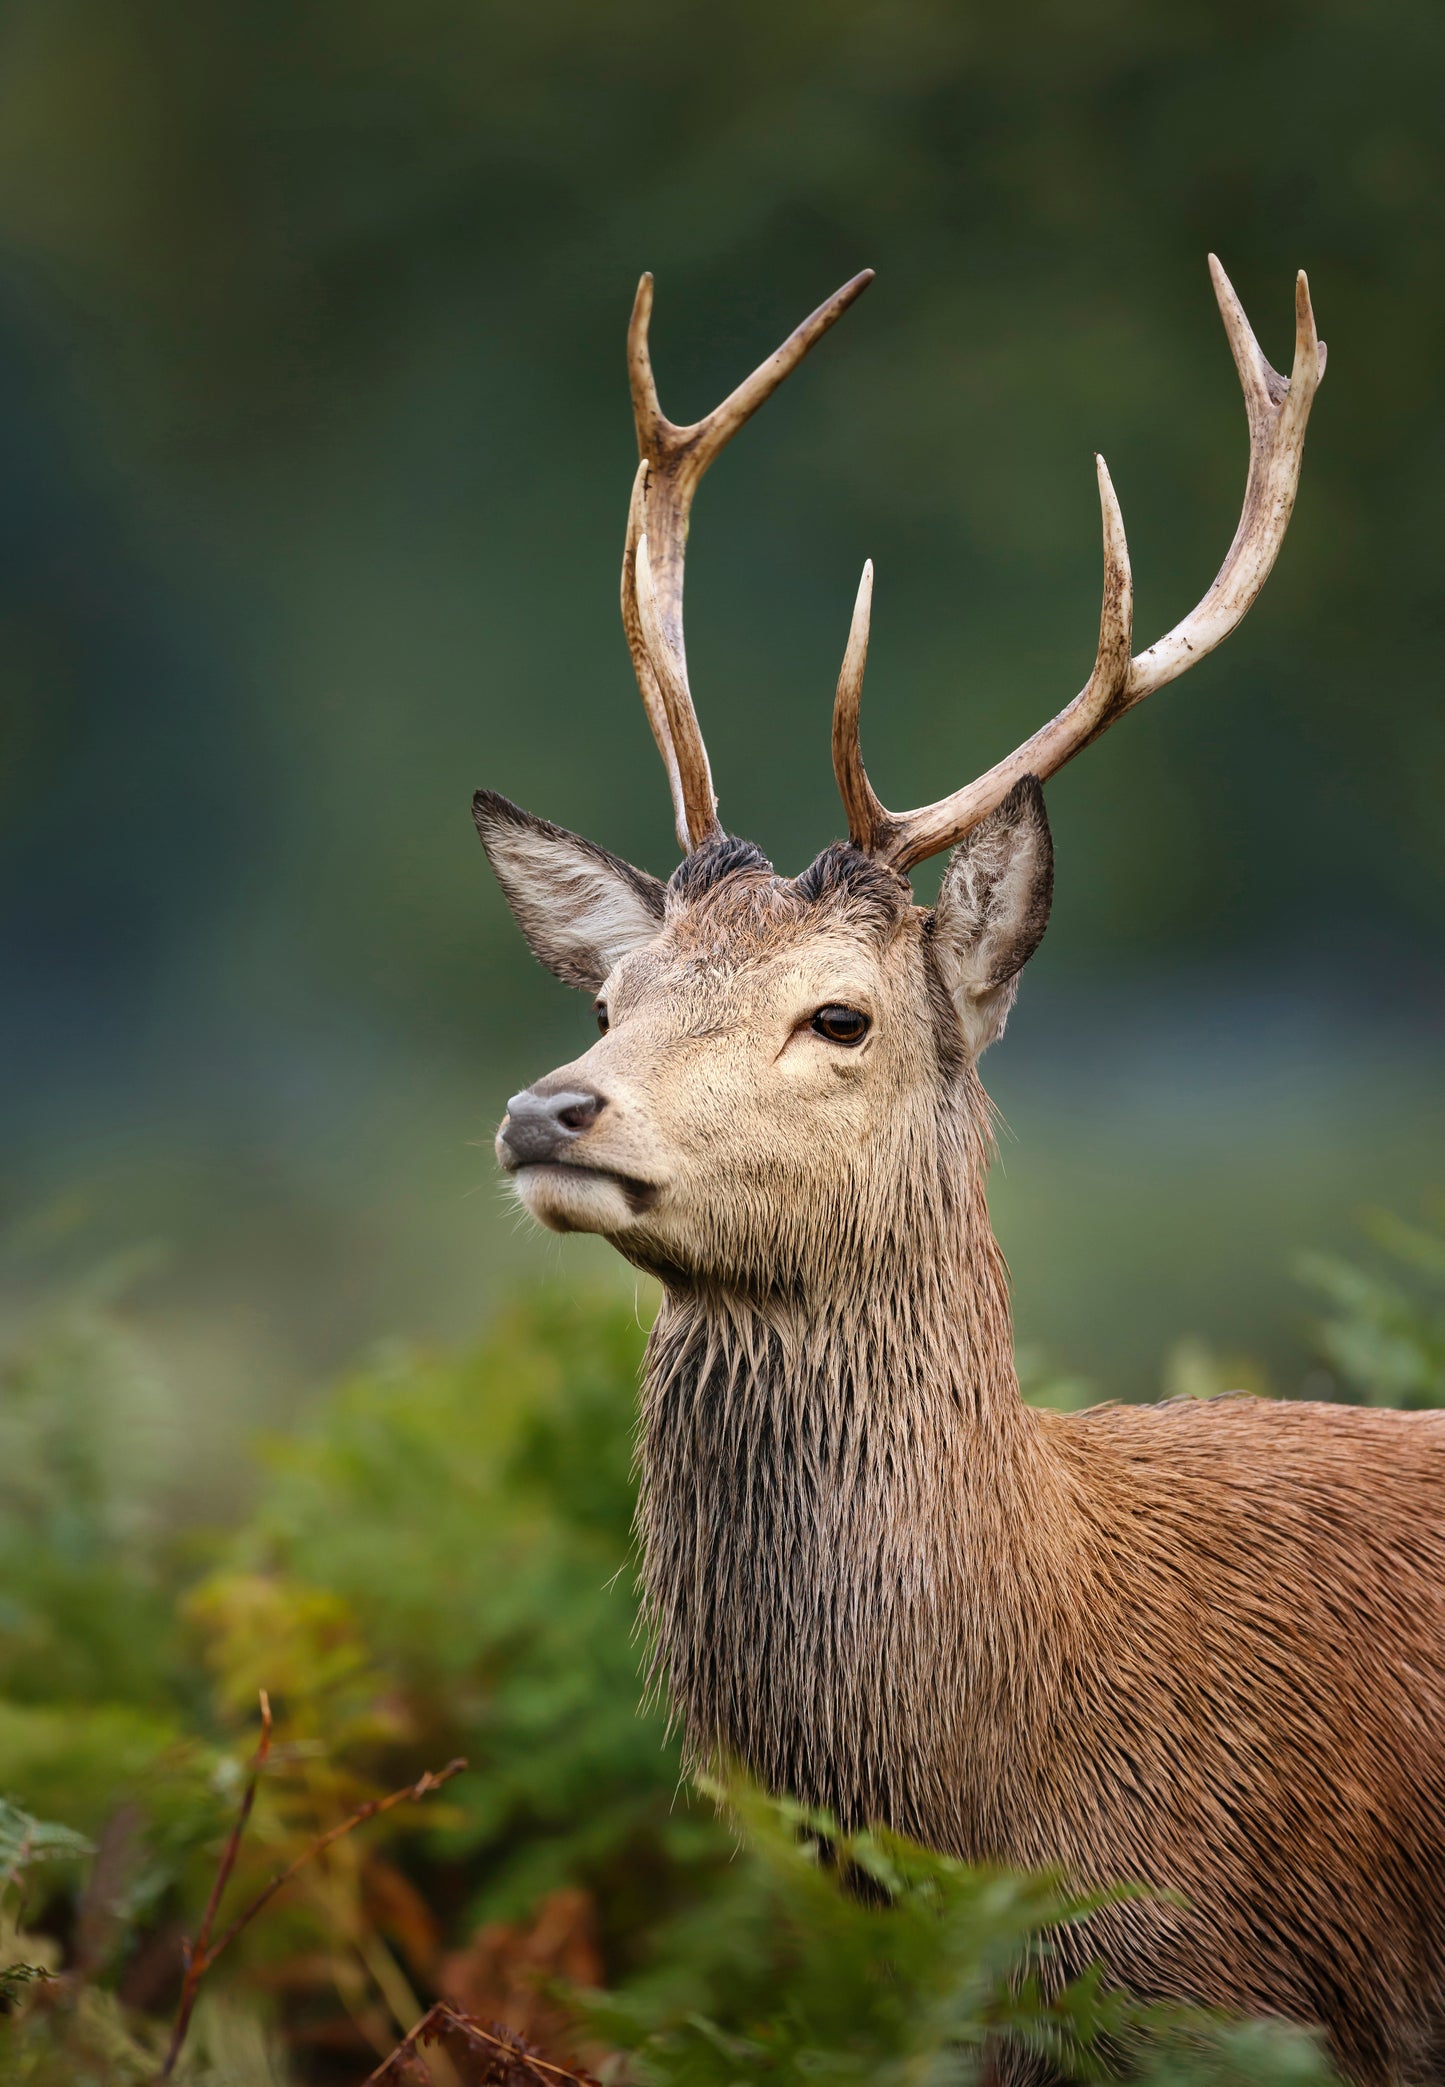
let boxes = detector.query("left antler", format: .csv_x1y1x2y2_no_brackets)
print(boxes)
834,258,1326,875
623,268,873,853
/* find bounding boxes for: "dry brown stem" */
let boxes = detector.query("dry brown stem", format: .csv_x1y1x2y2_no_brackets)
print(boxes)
155,1689,274,2081
364,2002,602,2087
154,1687,464,2082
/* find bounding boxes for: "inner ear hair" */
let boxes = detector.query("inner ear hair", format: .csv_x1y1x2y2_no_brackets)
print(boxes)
473,789,666,992
943,774,1053,989
930,776,1053,1053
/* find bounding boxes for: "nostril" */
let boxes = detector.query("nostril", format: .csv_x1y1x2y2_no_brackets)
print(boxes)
555,1091,604,1133
499,1085,605,1167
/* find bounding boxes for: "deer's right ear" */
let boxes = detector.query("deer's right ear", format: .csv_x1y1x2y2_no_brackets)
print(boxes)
472,791,666,992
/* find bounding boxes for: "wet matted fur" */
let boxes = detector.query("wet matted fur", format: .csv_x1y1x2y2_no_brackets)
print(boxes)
478,795,1445,2087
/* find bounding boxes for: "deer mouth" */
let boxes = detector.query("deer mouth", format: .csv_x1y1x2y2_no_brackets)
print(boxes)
511,1160,659,1224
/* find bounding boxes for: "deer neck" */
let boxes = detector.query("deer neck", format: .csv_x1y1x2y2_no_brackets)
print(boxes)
635,1101,1072,1846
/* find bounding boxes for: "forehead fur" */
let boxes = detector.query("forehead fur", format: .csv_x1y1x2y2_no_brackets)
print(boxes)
663,836,913,959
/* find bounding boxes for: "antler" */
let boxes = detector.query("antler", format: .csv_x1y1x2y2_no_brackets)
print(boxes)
622,268,874,853
834,258,1326,875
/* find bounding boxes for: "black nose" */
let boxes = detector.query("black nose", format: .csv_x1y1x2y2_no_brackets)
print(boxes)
499,1086,605,1166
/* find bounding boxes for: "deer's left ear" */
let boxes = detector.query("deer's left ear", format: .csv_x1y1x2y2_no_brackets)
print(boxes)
929,775,1053,1057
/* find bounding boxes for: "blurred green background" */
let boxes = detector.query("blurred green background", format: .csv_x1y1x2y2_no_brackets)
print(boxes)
2,0,1443,1498
1,5,1444,2076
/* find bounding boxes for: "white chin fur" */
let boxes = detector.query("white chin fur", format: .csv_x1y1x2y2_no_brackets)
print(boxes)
511,1164,640,1236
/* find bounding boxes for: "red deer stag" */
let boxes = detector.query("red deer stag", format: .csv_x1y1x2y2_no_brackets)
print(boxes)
473,264,1445,2085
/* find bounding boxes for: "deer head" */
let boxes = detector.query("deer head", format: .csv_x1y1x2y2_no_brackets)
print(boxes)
476,263,1324,1300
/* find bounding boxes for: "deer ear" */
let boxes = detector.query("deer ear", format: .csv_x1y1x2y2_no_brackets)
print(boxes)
930,775,1053,1057
473,790,666,992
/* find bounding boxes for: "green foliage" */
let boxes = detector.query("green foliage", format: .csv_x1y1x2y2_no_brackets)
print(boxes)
0,1797,94,1877
0,1259,182,1709
208,1292,722,1935
1298,1207,1445,1407
3,1226,1439,2078
0,1982,290,2087
0,1799,88,2027
0,1274,233,1957
584,1785,1333,2087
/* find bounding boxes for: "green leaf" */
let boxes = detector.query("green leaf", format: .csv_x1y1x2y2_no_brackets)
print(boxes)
0,1797,94,1879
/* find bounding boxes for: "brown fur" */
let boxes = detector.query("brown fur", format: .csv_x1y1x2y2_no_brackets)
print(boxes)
480,811,1445,2085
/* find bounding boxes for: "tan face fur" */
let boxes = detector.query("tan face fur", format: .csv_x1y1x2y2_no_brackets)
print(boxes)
515,890,933,1284
476,785,1053,1299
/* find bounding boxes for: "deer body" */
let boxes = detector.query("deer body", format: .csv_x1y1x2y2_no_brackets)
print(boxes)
643,1246,1445,2086
472,267,1445,2079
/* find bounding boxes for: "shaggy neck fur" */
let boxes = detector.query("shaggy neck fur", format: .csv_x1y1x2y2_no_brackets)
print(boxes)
483,801,1445,2081
636,1073,1080,1854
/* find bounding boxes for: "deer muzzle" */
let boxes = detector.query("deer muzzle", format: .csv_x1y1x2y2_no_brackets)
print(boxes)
497,1085,605,1168
496,1081,659,1234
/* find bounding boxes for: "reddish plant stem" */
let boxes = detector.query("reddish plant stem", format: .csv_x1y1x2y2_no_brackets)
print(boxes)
154,1688,465,2084
364,2002,601,2087
202,1757,465,1969
156,1688,272,2082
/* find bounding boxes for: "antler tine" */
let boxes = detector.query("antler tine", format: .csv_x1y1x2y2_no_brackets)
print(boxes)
832,561,888,853
1126,258,1324,699
847,261,1324,877
838,456,1135,874
622,268,874,853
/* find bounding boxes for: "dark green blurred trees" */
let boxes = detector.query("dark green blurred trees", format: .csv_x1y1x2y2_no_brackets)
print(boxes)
4,0,1442,970
1,0,1442,1393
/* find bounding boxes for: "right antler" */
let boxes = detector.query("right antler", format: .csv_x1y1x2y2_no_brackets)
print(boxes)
834,258,1327,875
622,268,874,854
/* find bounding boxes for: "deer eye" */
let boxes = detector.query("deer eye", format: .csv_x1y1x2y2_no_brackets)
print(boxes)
594,1001,609,1035
810,1005,870,1046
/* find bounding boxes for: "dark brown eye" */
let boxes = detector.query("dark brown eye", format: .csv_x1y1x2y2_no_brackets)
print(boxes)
810,1005,870,1046
594,1001,609,1035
